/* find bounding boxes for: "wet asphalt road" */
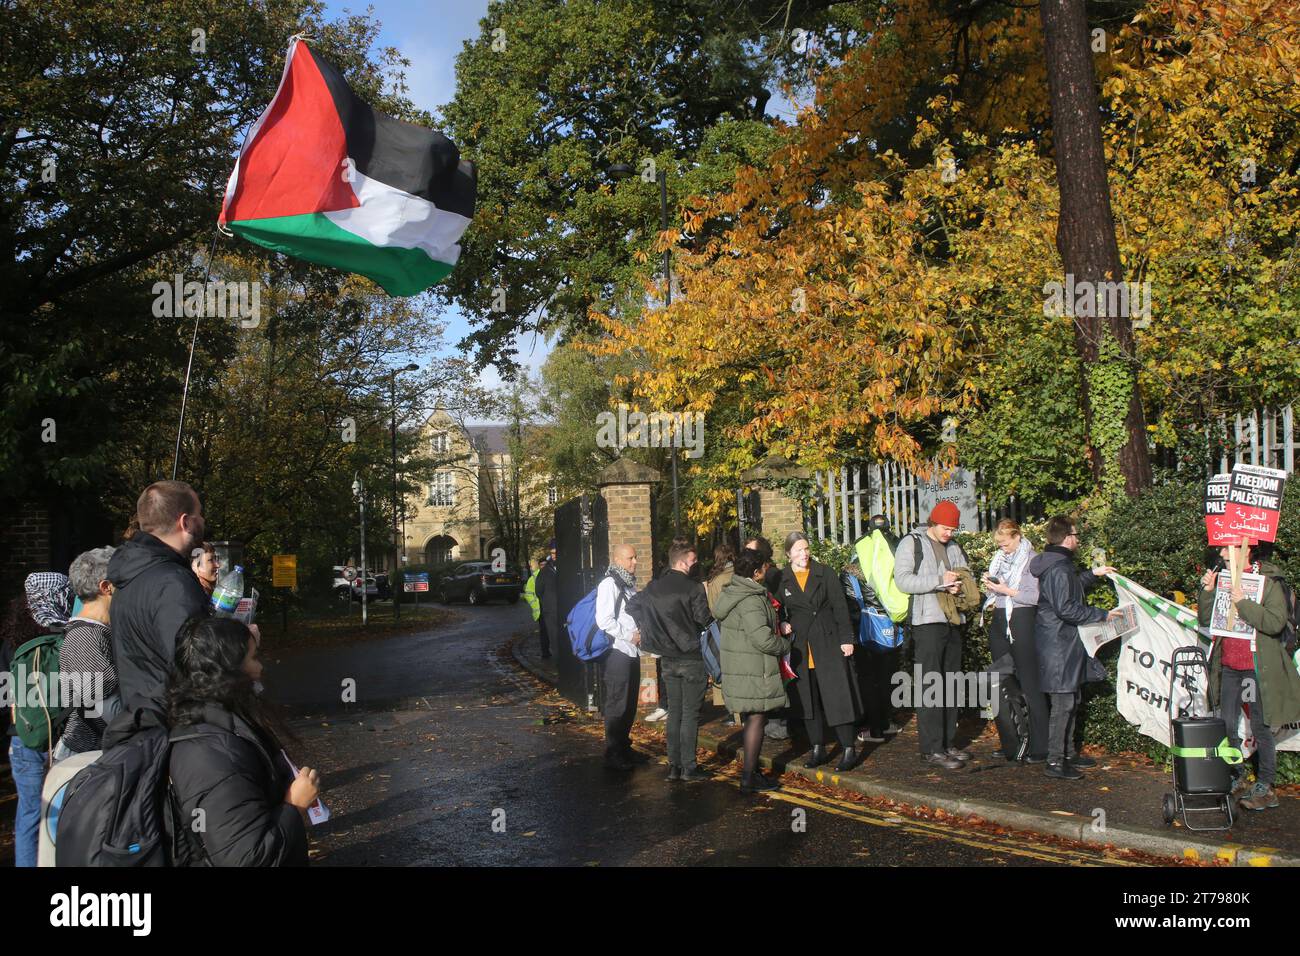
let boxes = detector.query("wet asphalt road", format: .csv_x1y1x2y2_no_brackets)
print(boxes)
269,603,1148,866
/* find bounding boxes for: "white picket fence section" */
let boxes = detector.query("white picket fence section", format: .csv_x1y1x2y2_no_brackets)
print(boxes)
810,406,1297,547
1217,406,1296,474
811,463,1034,544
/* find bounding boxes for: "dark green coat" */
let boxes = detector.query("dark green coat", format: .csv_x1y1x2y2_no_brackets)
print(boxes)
716,574,792,714
1198,561,1300,729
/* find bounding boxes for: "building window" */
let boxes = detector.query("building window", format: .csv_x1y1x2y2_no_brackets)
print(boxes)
547,485,559,505
431,432,450,454
429,471,455,507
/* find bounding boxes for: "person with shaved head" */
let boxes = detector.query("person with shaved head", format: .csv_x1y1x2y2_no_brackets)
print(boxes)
597,543,643,771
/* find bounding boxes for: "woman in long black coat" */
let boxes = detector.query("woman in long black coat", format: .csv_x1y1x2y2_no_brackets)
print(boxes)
779,532,863,771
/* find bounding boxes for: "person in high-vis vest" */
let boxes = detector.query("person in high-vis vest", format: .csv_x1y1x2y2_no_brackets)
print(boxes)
524,561,542,622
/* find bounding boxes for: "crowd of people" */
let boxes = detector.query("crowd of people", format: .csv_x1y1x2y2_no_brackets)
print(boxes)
3,480,319,867
552,503,1294,812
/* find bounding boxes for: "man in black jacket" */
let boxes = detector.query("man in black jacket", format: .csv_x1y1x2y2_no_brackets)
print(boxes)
108,481,210,716
630,538,712,782
1028,515,1121,780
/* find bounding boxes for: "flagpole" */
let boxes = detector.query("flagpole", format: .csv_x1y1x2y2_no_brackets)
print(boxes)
171,227,224,480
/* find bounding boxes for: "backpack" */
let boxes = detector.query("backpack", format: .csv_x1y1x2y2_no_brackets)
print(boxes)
566,575,627,661
11,631,71,751
54,708,185,867
699,621,722,682
847,575,903,648
1267,574,1298,654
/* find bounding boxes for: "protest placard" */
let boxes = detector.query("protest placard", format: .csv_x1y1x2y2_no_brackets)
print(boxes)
1204,472,1234,545
1224,464,1286,543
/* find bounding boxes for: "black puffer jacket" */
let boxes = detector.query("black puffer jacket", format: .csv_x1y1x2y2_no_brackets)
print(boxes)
108,532,209,716
1029,546,1109,694
168,704,308,867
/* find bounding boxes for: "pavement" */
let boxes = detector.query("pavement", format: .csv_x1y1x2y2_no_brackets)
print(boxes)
513,637,1300,866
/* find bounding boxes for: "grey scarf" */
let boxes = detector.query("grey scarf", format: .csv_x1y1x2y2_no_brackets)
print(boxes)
607,563,635,589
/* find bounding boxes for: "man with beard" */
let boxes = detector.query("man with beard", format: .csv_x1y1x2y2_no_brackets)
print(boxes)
107,480,210,716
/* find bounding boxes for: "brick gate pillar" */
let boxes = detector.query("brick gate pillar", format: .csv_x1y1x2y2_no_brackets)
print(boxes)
741,455,812,564
598,458,662,706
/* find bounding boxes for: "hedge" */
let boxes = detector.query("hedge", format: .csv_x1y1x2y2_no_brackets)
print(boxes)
805,479,1300,784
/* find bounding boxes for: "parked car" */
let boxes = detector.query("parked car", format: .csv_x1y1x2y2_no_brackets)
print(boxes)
436,562,522,605
332,566,381,603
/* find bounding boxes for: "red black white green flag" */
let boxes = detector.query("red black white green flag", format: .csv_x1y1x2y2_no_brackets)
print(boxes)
218,37,476,296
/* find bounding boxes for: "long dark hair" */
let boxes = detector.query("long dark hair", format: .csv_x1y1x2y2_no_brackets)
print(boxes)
167,616,297,751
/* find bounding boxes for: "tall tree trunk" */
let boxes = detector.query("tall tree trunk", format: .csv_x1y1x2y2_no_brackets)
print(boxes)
1039,0,1153,497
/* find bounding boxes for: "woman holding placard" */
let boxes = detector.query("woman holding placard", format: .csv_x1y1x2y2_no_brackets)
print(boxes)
1198,542,1300,812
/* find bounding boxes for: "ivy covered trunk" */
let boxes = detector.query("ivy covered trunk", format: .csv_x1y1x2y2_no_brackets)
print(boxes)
1039,0,1153,502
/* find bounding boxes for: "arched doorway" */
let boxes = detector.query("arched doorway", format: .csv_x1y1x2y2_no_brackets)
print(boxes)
424,535,457,566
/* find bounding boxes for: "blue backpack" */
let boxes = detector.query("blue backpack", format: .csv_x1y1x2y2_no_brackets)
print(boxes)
566,577,626,661
699,621,722,682
848,575,903,648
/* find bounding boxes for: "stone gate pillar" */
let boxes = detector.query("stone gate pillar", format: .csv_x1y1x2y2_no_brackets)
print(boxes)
598,458,662,706
741,455,811,564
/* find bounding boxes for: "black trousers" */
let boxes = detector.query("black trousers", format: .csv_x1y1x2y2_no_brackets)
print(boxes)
538,617,551,657
805,668,855,749
988,607,1049,759
857,643,899,737
662,657,708,769
601,649,640,758
912,622,962,754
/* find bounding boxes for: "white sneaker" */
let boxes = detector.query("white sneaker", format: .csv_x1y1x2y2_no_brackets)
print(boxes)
884,723,903,735
645,707,668,722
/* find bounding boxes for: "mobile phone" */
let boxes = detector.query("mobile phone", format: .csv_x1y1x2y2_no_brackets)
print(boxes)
986,575,1001,585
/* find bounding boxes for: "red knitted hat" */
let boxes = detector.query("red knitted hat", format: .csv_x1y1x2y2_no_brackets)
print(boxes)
929,500,961,528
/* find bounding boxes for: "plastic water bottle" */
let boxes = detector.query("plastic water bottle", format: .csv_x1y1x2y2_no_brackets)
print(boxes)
211,565,244,617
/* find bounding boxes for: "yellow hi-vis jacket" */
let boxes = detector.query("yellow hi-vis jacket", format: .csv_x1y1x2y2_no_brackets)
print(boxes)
854,529,910,624
524,569,541,621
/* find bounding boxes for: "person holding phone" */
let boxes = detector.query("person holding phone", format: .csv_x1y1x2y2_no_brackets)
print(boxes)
981,519,1047,762
167,616,316,865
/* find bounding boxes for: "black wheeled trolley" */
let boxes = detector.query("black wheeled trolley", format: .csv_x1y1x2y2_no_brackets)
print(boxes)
1160,646,1240,831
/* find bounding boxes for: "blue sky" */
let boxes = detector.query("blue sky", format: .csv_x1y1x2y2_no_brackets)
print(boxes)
321,1,801,413
324,0,544,400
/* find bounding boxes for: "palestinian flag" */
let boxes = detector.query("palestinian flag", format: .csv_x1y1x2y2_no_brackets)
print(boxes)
219,37,475,296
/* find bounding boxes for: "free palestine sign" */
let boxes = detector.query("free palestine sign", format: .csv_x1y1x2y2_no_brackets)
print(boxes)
1224,464,1286,543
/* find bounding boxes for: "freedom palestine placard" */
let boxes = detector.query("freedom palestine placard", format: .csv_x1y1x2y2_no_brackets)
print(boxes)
1224,464,1286,543
1204,472,1235,545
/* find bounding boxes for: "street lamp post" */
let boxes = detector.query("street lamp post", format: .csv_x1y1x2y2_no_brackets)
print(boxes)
352,474,367,626
607,161,680,535
390,363,418,620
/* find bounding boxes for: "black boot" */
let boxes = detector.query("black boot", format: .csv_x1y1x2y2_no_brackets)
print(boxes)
835,745,858,772
740,771,780,793
803,745,830,768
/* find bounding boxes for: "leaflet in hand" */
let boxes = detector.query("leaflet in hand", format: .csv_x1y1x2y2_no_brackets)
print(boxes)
281,749,330,826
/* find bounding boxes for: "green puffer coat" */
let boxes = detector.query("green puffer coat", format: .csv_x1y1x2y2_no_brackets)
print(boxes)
1199,561,1300,729
716,574,792,714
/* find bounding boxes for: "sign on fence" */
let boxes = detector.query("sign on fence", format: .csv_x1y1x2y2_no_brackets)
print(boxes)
917,467,978,531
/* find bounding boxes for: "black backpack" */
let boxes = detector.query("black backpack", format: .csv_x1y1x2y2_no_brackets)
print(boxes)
54,708,190,867
1268,574,1298,654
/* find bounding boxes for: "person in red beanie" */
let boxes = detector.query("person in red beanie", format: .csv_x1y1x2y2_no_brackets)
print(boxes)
894,499,972,770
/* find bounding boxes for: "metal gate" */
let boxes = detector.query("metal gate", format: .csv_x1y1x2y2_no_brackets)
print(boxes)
553,492,608,708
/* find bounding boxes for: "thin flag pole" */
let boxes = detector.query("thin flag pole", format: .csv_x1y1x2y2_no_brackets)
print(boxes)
171,227,224,480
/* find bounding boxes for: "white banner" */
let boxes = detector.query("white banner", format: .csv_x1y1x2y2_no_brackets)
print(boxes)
1108,574,1300,754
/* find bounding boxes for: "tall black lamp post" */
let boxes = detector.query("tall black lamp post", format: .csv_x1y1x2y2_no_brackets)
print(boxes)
391,363,419,619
